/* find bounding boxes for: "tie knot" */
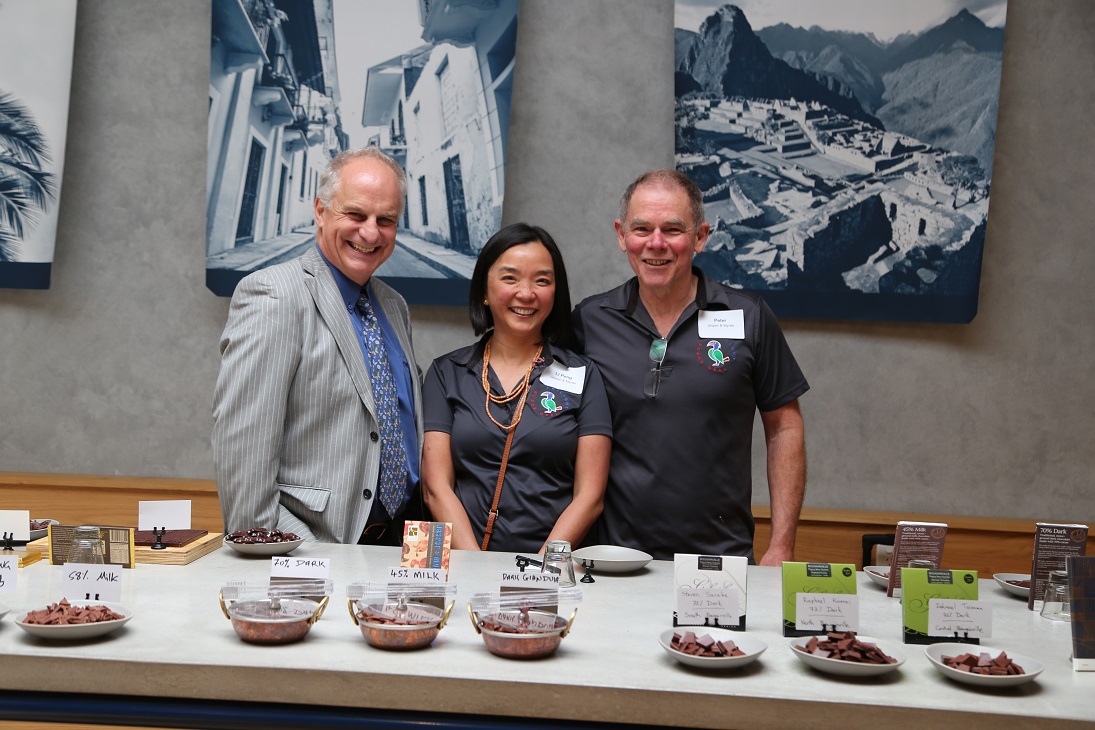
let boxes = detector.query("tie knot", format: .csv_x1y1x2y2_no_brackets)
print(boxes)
356,291,373,317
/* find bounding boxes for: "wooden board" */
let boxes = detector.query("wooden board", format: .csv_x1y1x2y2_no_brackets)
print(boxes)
134,531,223,565
25,531,223,566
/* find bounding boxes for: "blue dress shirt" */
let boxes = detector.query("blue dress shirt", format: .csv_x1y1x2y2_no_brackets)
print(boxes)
318,248,420,509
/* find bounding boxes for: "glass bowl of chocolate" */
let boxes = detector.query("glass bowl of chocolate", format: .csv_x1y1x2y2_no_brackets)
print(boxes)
219,580,331,644
223,527,303,555
790,632,906,676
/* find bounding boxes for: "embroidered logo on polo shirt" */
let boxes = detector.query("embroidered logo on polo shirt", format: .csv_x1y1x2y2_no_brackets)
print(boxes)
696,339,736,373
528,389,573,418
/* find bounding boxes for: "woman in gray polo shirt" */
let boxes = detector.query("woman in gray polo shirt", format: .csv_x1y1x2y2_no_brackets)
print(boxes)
421,223,612,553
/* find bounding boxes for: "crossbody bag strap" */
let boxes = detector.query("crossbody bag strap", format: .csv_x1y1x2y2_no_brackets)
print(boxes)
480,388,530,551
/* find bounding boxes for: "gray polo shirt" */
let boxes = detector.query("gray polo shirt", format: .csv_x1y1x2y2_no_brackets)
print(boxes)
423,339,613,552
573,269,809,561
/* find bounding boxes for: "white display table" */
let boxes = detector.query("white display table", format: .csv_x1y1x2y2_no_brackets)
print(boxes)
0,543,1090,729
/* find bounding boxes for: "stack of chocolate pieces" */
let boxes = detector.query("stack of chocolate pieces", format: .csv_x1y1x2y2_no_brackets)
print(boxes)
23,599,124,625
670,631,746,658
942,651,1025,675
795,631,897,664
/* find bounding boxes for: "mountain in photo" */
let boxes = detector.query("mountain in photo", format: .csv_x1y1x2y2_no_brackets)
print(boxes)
675,5,882,127
751,6,1005,174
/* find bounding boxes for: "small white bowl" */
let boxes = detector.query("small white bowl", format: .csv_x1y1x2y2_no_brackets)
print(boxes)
29,519,59,542
863,566,891,587
659,628,767,669
992,573,1031,599
789,635,905,676
924,643,1043,687
572,545,653,573
15,601,133,640
224,535,304,556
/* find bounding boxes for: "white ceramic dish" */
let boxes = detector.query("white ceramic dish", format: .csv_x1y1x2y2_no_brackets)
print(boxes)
224,536,304,556
924,643,1043,687
572,545,653,573
659,628,766,669
15,601,133,640
789,635,905,677
992,573,1031,599
863,566,891,587
28,519,59,542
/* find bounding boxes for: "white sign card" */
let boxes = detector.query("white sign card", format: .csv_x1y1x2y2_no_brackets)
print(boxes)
674,554,748,629
698,309,745,339
271,556,330,579
795,593,860,632
62,563,123,602
928,599,992,639
137,500,192,531
500,570,560,588
387,566,446,583
0,555,16,594
538,362,585,394
0,509,31,542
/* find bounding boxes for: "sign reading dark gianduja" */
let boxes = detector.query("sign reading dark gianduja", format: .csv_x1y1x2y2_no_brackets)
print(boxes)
1028,523,1089,611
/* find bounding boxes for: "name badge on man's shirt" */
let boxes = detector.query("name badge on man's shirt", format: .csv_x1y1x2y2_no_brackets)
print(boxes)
699,309,745,339
538,362,585,394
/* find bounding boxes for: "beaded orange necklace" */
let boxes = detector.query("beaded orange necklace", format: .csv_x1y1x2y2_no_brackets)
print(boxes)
481,339,543,432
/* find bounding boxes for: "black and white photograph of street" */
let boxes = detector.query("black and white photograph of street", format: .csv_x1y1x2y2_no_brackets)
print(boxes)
207,0,518,303
675,0,1007,322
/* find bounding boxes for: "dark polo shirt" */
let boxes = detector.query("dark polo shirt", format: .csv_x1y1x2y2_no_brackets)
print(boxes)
423,338,613,552
573,268,808,561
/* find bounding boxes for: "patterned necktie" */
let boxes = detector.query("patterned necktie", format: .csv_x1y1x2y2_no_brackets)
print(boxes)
355,291,408,518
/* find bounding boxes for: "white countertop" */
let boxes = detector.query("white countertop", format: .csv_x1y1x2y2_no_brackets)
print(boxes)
0,543,1091,729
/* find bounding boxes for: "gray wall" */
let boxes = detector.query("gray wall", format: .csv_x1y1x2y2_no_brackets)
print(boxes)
1,0,1091,524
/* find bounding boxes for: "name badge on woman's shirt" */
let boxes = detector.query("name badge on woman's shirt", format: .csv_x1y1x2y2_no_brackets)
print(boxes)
699,309,745,339
538,362,585,394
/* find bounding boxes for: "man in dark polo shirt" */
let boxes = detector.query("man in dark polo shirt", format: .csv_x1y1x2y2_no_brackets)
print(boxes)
573,169,808,563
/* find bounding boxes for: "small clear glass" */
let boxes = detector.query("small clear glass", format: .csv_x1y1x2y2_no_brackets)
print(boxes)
68,525,105,564
543,539,577,588
1039,569,1070,622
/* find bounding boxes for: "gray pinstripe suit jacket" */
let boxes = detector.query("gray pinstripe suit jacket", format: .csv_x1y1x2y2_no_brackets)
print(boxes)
212,246,423,543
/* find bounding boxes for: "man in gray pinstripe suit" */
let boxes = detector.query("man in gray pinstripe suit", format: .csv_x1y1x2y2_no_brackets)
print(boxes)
213,147,423,545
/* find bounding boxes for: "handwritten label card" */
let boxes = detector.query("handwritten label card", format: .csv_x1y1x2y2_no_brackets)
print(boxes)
928,599,992,639
500,570,560,588
781,562,858,636
796,593,860,632
271,556,330,579
0,556,16,594
137,500,192,531
62,563,123,602
387,566,446,583
679,585,739,626
674,554,748,629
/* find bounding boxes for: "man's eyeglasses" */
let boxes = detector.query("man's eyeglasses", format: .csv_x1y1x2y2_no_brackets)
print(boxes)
644,338,668,399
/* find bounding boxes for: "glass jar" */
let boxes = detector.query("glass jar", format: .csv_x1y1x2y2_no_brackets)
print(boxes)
1039,569,1070,622
69,525,105,564
542,540,577,588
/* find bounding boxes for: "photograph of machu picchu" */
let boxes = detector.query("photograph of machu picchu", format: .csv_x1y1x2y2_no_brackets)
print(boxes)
674,1,1007,322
